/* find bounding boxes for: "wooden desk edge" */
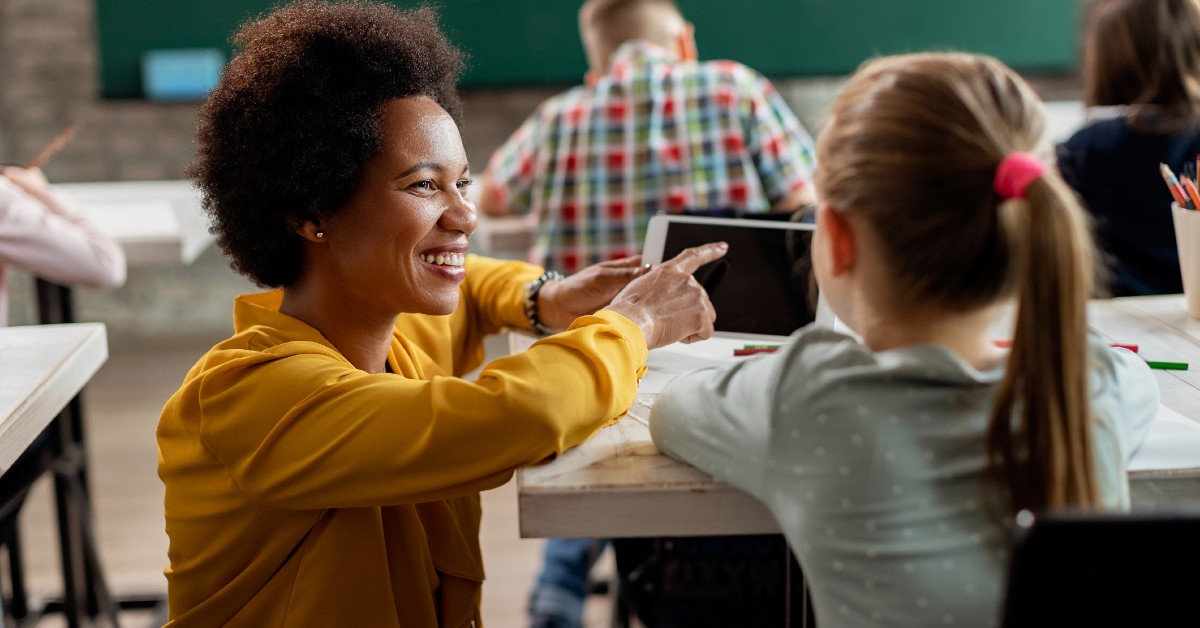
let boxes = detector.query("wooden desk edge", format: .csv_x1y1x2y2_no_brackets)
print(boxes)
518,485,779,538
0,323,108,474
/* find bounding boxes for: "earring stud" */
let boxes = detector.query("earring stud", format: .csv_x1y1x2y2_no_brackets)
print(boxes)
316,231,325,238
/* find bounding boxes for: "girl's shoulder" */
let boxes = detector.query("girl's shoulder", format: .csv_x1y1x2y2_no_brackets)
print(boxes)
778,326,873,373
772,326,882,400
779,325,1001,385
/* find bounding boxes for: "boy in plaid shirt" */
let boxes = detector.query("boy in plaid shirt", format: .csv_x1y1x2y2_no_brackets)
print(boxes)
481,1,817,626
480,0,816,275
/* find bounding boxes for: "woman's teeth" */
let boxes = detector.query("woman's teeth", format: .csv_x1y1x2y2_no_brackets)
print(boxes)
421,252,465,267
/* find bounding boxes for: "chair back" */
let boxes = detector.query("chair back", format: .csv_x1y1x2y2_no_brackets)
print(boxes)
1001,509,1200,627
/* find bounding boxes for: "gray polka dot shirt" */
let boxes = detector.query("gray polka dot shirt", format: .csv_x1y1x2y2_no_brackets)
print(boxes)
650,327,1157,628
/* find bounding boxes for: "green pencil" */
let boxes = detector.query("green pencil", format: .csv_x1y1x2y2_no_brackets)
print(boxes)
1145,360,1189,371
743,344,782,349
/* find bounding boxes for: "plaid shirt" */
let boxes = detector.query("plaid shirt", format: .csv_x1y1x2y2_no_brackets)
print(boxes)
487,41,817,273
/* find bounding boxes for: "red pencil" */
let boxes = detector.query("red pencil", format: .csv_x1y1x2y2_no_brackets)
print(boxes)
1161,163,1190,207
25,122,79,169
1183,177,1200,209
992,340,1138,353
733,347,778,356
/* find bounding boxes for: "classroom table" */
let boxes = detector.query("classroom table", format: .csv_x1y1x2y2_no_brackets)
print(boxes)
1043,99,1086,143
57,179,214,267
0,323,116,627
516,295,1200,539
13,180,211,625
33,179,214,326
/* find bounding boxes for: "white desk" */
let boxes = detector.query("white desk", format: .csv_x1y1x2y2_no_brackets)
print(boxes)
56,179,214,266
1043,100,1086,143
0,323,107,474
0,323,114,626
516,296,1200,538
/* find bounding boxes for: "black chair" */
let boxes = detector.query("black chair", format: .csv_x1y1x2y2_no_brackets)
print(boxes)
1001,509,1200,627
612,535,815,627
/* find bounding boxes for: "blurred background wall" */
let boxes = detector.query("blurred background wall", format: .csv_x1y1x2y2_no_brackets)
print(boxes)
0,0,1084,346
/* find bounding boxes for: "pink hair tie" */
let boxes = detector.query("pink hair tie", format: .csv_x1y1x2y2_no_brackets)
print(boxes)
993,152,1047,200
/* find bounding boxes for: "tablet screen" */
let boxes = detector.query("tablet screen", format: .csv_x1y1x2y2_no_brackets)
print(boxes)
657,218,818,337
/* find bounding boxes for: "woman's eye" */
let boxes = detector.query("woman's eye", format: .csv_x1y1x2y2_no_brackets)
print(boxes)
410,180,434,191
456,178,474,190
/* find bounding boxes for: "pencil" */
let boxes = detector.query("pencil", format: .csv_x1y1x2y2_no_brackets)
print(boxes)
1183,177,1200,210
992,340,1138,353
25,123,79,169
1145,360,1188,370
1161,163,1190,208
733,347,778,356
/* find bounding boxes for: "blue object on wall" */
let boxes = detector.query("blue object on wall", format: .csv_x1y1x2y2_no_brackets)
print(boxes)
141,48,224,101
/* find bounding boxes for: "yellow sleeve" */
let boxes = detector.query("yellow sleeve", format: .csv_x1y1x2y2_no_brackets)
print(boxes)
189,311,647,510
460,254,542,332
394,254,539,378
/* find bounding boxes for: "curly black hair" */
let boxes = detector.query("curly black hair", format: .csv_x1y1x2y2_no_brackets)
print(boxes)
188,0,465,287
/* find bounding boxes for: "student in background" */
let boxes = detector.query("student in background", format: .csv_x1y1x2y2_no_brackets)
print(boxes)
651,52,1158,627
0,165,126,325
481,1,815,625
1058,0,1200,296
479,0,816,274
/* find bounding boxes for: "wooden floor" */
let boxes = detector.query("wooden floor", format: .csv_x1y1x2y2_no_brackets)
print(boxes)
13,334,618,627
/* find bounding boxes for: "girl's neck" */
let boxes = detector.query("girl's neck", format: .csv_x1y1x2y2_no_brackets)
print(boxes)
852,300,1008,371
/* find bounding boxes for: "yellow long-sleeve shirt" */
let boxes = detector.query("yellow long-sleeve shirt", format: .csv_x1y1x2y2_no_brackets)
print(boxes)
157,255,647,627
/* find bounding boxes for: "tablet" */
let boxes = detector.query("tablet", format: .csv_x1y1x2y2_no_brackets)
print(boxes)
642,214,834,340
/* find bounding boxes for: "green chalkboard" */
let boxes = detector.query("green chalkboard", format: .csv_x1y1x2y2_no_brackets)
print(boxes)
95,0,1078,99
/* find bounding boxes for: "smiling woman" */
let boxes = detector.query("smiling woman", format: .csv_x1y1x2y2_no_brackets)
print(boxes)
281,97,478,356
157,1,725,626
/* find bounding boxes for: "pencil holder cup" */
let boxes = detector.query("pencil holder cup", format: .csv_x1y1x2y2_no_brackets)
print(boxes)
1172,203,1200,318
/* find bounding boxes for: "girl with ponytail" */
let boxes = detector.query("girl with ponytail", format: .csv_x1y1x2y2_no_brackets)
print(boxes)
649,52,1158,627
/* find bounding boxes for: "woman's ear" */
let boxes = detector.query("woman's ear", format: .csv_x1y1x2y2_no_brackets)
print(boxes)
817,204,856,277
297,220,326,243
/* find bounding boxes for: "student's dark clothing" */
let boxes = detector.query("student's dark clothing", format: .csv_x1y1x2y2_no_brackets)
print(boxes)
1057,116,1200,296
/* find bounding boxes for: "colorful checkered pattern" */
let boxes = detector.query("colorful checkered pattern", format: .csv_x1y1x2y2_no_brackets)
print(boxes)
487,41,817,274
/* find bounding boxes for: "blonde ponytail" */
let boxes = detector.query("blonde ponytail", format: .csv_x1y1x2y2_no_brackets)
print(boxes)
988,175,1099,512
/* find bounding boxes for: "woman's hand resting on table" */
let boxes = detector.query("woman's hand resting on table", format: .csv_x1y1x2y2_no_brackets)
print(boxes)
537,242,727,349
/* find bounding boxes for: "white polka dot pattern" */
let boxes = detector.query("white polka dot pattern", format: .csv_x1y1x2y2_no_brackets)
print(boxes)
646,325,1151,628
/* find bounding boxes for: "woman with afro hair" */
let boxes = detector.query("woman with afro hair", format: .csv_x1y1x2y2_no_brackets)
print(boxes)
157,2,724,625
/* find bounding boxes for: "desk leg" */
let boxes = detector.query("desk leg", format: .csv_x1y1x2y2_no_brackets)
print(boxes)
31,279,166,625
33,280,108,626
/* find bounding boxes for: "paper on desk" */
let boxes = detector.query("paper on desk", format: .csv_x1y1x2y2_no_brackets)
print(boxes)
1128,405,1200,471
640,336,757,393
78,200,180,241
624,395,656,426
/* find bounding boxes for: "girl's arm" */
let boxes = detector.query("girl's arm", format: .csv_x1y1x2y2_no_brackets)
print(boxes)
1098,342,1160,461
0,176,126,288
649,352,781,500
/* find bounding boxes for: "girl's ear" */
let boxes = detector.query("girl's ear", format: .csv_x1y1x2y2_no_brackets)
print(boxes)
297,220,326,243
817,204,856,277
